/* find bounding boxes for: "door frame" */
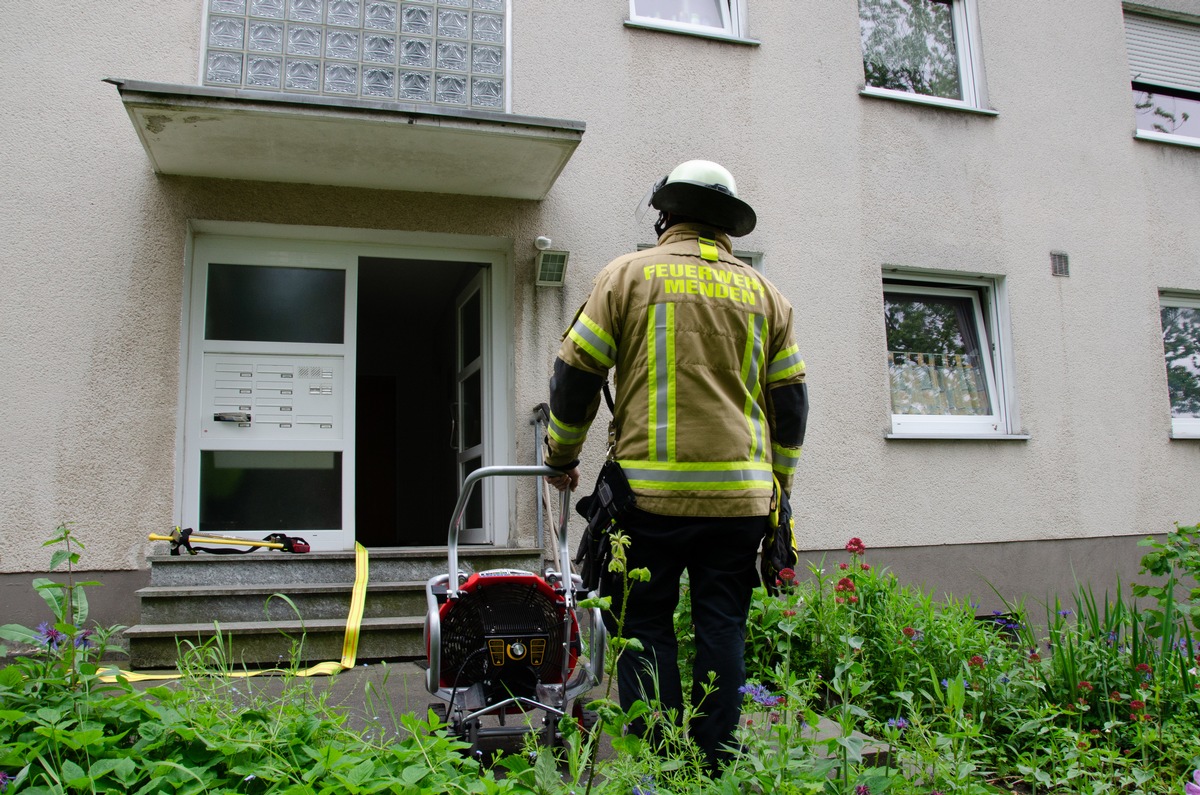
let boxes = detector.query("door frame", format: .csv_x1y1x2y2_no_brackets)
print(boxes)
177,220,515,549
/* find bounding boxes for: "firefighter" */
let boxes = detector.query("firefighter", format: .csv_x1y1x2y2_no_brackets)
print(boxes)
544,159,808,770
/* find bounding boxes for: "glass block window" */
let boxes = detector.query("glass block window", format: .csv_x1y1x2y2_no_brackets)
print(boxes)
203,0,506,109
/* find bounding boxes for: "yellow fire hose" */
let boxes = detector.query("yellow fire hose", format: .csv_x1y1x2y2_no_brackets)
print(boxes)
146,532,285,550
100,541,369,682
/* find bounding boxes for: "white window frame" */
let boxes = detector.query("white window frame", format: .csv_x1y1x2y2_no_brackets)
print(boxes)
1159,293,1200,439
627,0,748,41
859,0,992,114
882,273,1020,439
1124,11,1200,150
177,222,515,550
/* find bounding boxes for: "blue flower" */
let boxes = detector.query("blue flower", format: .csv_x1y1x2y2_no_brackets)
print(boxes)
1058,609,1073,617
0,771,11,793
738,683,783,707
886,717,909,731
35,622,66,651
632,774,657,794
74,629,94,649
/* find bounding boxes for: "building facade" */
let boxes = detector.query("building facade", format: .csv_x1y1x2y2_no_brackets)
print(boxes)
2,0,1199,629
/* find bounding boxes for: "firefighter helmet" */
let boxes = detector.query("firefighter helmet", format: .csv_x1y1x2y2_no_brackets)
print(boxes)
644,159,757,237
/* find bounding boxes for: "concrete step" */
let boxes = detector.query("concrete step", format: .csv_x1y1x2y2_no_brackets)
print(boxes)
136,581,427,624
125,616,425,668
146,547,543,587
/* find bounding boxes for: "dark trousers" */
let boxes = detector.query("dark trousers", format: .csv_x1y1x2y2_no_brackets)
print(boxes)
602,509,765,770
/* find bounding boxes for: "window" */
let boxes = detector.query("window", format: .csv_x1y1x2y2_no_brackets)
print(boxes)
1125,12,1200,147
628,0,747,40
201,0,507,110
858,0,989,111
1160,295,1200,438
883,275,1016,437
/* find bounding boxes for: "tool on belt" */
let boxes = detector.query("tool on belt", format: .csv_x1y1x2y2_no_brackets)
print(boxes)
571,382,636,593
147,526,311,556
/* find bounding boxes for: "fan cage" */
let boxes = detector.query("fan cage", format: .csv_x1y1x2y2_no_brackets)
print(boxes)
437,573,577,698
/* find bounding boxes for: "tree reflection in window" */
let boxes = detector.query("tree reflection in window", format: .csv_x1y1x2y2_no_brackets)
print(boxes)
1133,84,1200,138
885,292,991,416
1161,304,1200,418
860,0,961,100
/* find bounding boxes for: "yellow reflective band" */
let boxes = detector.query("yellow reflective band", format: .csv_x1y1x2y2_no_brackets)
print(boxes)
666,303,677,461
767,345,805,383
568,312,617,368
548,410,589,445
617,459,774,492
647,303,677,462
698,237,720,262
740,314,768,461
771,443,802,475
647,304,659,460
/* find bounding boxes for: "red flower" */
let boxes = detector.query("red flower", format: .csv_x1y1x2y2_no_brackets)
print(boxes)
839,562,849,570
861,563,871,571
902,626,916,638
1135,663,1152,674
968,655,985,669
835,577,856,593
778,567,796,582
849,595,859,604
1129,699,1145,711
1077,680,1093,692
782,609,797,617
1028,653,1041,663
836,596,845,605
845,537,866,556
1110,690,1121,700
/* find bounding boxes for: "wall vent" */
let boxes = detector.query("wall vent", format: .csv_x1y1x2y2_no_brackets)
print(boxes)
1050,251,1070,277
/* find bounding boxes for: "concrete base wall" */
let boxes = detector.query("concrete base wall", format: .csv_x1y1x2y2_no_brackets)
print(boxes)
1,534,1171,638
802,533,1160,617
1,569,149,632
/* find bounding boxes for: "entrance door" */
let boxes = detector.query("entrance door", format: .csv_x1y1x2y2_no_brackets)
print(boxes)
453,270,489,544
354,257,487,546
182,231,511,552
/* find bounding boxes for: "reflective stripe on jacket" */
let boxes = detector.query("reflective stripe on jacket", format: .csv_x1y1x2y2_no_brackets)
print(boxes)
546,224,806,517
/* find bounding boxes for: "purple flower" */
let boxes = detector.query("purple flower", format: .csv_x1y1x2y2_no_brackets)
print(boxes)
35,622,66,651
738,683,783,707
1186,769,1200,795
74,628,94,649
1058,609,1073,617
0,771,11,793
632,774,657,794
855,785,871,795
887,717,909,732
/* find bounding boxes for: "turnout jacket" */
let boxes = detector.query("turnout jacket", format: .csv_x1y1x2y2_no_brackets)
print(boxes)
546,224,808,517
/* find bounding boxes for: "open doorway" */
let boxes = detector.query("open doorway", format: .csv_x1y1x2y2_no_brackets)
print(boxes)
355,256,486,547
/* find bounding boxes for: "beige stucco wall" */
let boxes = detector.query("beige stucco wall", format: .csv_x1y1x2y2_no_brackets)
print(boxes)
2,0,1198,580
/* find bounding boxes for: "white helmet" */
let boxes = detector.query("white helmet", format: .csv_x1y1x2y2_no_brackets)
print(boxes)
639,159,756,237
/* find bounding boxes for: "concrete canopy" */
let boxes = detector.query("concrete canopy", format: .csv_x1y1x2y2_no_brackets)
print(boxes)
107,79,585,200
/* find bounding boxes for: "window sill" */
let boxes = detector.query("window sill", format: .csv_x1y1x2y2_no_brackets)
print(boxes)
886,433,1030,441
1134,129,1200,150
623,19,760,46
1170,432,1200,439
860,86,998,116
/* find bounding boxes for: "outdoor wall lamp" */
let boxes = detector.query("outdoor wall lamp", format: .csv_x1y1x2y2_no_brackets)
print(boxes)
534,236,569,287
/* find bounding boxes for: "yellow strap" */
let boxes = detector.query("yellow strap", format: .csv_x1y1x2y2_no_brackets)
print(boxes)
101,542,370,683
698,237,720,262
